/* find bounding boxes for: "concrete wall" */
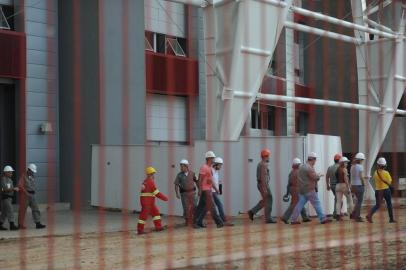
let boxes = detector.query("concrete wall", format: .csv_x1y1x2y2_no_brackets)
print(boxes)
24,0,59,203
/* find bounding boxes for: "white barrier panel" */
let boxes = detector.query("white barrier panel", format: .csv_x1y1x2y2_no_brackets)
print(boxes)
91,135,341,217
306,134,343,216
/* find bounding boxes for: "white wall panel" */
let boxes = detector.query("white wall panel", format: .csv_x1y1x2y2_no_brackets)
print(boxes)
144,0,185,37
91,137,309,216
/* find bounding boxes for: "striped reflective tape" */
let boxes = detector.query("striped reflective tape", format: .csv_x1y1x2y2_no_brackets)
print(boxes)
152,189,160,195
140,193,155,197
152,216,161,221
138,219,146,224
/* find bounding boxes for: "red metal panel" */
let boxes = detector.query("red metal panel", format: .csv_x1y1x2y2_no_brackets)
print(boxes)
295,83,315,112
145,51,198,96
0,30,26,79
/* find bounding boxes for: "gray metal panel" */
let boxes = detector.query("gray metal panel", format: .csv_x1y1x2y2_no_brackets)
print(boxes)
25,0,59,203
102,0,146,145
91,137,306,216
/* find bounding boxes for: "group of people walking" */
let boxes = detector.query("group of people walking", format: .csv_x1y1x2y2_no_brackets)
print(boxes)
0,164,46,231
137,149,396,234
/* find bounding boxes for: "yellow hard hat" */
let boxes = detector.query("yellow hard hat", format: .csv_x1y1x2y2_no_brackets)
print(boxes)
145,166,157,175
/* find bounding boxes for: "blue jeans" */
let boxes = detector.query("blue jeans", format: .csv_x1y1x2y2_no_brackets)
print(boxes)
351,185,364,218
291,191,326,222
368,188,394,221
212,192,227,222
194,191,223,226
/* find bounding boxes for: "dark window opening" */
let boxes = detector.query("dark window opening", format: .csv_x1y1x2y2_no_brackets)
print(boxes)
296,111,309,135
0,5,14,31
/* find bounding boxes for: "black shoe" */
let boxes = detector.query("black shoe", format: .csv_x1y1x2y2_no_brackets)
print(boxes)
0,223,7,231
36,223,46,229
321,219,332,224
291,221,301,225
280,218,289,224
193,223,206,229
10,222,19,231
302,218,311,223
248,210,254,221
266,219,277,224
366,215,373,223
354,217,364,222
389,219,396,223
217,223,224,228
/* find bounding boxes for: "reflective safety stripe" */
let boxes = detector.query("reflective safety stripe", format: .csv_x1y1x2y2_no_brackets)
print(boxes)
140,193,155,197
152,216,161,221
152,189,160,196
138,219,146,224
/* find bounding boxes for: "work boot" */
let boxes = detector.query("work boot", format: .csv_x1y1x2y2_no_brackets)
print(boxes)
302,218,311,223
354,217,364,223
137,231,147,235
389,219,397,223
290,221,301,225
36,222,46,229
216,223,224,228
266,218,277,224
0,223,7,230
280,218,289,224
10,222,19,231
321,218,332,224
366,215,373,223
248,210,254,221
223,221,234,227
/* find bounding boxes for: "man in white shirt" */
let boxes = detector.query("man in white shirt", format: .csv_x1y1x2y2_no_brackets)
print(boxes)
212,157,233,226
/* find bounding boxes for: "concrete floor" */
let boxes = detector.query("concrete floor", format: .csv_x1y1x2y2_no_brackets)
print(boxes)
0,203,184,240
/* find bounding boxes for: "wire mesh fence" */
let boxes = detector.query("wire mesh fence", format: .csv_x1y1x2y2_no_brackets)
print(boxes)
0,0,406,269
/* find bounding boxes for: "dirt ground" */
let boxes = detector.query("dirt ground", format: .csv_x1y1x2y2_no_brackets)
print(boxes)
1,207,405,270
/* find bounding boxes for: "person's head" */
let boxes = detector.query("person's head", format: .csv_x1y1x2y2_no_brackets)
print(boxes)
179,159,189,173
145,166,157,179
3,166,14,178
339,157,349,167
307,152,317,166
261,149,271,162
205,151,216,165
354,152,365,164
292,158,301,169
376,157,387,169
213,157,223,170
334,154,341,164
27,163,37,176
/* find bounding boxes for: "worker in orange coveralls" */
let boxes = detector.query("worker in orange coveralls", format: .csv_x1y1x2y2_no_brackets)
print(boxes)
137,166,168,235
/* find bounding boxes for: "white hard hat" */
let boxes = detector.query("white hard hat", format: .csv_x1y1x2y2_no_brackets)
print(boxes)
214,157,223,164
377,157,387,166
355,152,365,160
28,163,37,173
339,157,349,163
3,166,14,172
205,151,216,158
308,152,317,159
292,158,302,165
180,159,189,165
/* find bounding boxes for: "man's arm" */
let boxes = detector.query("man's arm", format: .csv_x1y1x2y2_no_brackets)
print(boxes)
259,164,268,194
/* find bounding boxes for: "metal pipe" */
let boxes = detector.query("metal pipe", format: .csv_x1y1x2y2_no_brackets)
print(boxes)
291,6,398,39
163,0,206,7
364,18,396,34
284,21,362,44
233,91,406,115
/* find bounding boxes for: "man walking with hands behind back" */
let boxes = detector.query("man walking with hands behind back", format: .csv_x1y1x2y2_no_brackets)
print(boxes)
18,164,46,229
248,149,276,224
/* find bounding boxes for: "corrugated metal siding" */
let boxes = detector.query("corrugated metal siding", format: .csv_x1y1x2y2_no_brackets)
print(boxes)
24,0,59,203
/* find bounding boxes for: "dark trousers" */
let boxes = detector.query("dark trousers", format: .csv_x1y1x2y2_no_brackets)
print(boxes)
368,188,394,221
250,184,273,221
351,185,364,218
194,190,223,226
331,185,337,216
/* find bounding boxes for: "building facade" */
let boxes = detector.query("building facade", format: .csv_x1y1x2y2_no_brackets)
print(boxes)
0,0,404,205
